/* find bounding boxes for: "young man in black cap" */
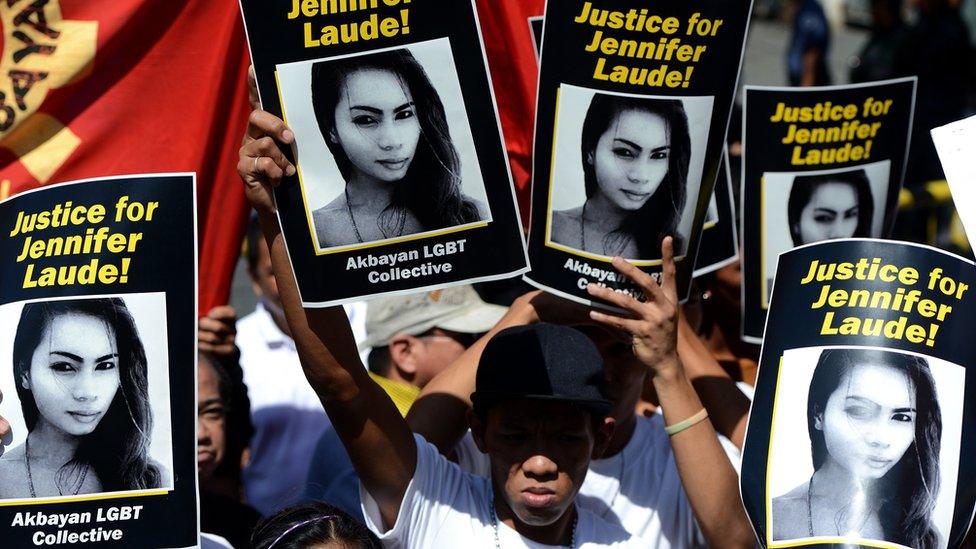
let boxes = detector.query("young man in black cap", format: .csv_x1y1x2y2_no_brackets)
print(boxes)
410,290,752,547
238,111,754,547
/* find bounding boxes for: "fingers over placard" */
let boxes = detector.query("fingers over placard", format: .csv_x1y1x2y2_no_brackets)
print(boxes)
660,236,678,303
586,283,642,316
589,309,641,336
611,256,665,303
247,109,294,145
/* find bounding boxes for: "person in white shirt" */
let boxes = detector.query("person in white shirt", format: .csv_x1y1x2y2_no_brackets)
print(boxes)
412,294,749,547
237,216,367,515
239,108,755,548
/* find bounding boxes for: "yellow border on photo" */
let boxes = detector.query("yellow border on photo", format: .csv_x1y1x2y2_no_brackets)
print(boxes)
541,87,689,267
770,538,908,549
274,71,490,257
0,488,171,507
760,175,769,309
763,354,910,549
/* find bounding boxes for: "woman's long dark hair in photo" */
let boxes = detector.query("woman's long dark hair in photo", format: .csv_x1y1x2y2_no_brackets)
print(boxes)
787,169,874,246
580,94,691,258
808,349,941,547
311,49,480,237
13,298,160,492
252,501,381,549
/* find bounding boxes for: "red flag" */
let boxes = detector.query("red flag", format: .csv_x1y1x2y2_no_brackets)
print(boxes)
0,0,251,314
475,0,544,227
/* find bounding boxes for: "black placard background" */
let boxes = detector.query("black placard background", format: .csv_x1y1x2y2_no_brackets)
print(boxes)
240,0,528,306
740,239,976,548
0,174,197,548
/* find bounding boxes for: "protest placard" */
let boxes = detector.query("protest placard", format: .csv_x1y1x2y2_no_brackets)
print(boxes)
741,78,917,342
741,239,976,549
931,115,976,245
239,0,528,306
694,150,739,278
0,174,198,548
523,0,753,307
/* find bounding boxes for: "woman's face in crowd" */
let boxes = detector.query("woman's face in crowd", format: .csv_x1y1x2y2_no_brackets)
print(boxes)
25,313,120,436
590,108,670,212
796,182,860,244
332,68,421,185
817,363,916,481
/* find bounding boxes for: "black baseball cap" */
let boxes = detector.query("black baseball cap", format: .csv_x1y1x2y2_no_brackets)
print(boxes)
471,324,612,417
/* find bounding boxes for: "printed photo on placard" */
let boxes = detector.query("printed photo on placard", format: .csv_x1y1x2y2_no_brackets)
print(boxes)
766,346,963,549
240,0,529,306
760,161,891,304
544,85,713,263
0,293,174,502
529,15,544,59
278,38,493,254
704,193,720,229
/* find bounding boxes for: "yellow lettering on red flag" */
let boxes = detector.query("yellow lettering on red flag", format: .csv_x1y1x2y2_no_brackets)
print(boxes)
0,0,96,181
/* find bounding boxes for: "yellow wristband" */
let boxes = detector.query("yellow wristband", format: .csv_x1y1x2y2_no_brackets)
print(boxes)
664,408,709,436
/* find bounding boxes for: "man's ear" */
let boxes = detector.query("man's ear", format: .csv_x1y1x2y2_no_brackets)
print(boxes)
388,334,419,376
468,409,488,453
592,416,615,460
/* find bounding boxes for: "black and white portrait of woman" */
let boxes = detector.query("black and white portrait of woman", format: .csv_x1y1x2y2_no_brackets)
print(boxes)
0,295,173,500
787,168,874,246
767,347,964,549
545,86,712,261
277,38,492,251
761,161,890,304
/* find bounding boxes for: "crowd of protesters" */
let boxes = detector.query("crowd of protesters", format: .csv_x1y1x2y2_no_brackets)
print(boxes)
213,2,973,546
0,1,967,548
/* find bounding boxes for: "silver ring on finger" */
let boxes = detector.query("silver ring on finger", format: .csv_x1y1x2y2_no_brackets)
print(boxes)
252,155,260,173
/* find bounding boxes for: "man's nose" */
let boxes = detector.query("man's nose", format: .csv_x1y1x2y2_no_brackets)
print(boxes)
522,452,559,480
197,417,210,443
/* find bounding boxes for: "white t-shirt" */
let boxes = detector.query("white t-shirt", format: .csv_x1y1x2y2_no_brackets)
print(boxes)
237,301,368,514
456,414,741,548
237,303,333,514
361,434,642,548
